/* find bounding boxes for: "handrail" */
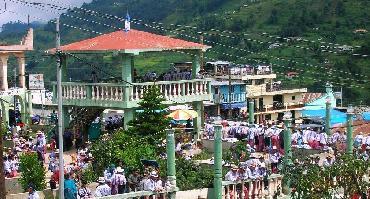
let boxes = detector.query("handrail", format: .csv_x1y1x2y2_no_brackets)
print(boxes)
51,78,213,87
96,187,178,199
222,174,283,186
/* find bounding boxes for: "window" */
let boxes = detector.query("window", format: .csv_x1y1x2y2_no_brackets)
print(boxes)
229,85,235,93
292,96,296,100
255,79,264,85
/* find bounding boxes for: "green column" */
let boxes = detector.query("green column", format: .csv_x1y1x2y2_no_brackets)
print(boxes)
214,124,223,199
123,109,134,130
121,54,133,83
193,101,202,140
27,91,32,124
19,97,27,125
166,129,176,199
283,116,292,194
346,113,354,154
325,101,331,135
1,102,9,126
248,99,254,124
121,54,133,102
192,51,200,79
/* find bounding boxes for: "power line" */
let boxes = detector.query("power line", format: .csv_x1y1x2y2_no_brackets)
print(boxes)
23,0,370,80
2,6,367,90
8,0,369,81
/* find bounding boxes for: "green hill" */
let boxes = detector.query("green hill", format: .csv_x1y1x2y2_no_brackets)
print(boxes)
1,0,369,104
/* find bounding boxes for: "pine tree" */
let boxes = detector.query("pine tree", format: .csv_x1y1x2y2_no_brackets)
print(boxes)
128,85,170,143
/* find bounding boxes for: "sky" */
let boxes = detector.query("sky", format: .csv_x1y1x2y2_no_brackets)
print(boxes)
0,0,92,27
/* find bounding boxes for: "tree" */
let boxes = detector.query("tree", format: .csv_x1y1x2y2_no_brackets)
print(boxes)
18,153,46,191
128,85,170,143
286,154,370,199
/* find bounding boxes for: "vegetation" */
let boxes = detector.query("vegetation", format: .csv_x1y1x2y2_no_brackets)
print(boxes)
1,0,369,104
286,154,370,199
18,153,47,191
88,86,214,190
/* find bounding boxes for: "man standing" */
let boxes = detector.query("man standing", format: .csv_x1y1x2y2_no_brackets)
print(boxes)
112,167,126,194
225,166,239,181
27,184,40,199
95,177,112,197
128,169,142,192
143,171,164,192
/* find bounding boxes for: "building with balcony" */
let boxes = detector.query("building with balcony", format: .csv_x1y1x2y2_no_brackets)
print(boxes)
48,25,212,135
205,62,307,123
0,29,34,126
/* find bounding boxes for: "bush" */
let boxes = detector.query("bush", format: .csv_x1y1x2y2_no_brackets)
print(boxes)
18,153,46,191
176,158,214,191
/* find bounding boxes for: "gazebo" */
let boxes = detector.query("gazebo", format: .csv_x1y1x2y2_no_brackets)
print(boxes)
49,26,212,133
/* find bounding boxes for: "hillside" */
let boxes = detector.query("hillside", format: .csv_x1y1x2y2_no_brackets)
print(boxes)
0,0,369,104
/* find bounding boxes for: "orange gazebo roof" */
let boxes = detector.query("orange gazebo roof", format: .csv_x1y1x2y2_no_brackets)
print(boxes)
49,29,210,54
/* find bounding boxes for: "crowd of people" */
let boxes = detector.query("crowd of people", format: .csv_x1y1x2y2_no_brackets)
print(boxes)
204,121,354,152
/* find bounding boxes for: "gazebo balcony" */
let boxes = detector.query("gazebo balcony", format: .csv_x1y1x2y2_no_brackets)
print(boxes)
52,79,213,109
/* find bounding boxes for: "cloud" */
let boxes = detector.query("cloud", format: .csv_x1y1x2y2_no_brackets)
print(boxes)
0,0,92,27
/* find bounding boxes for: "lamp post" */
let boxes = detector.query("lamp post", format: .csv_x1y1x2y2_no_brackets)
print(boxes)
325,96,331,135
213,116,223,199
282,111,292,195
166,129,177,199
346,105,354,154
248,98,254,124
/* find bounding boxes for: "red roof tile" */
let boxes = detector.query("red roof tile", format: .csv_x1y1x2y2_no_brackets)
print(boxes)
301,93,323,104
53,29,210,53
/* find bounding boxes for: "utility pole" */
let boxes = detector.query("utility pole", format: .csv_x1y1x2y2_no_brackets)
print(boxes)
213,124,222,199
346,105,354,155
56,18,64,199
0,102,6,198
228,67,232,119
199,33,204,70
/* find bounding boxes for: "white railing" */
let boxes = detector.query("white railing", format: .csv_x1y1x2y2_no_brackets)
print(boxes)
222,174,283,199
56,79,211,103
132,79,211,101
0,88,25,97
220,93,246,104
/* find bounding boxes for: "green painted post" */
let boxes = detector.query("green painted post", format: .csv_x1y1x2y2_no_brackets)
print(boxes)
193,101,202,140
248,99,254,124
214,124,223,199
325,100,331,135
166,129,176,199
192,51,200,79
283,112,292,195
123,109,134,130
86,85,92,99
346,111,354,154
27,91,32,123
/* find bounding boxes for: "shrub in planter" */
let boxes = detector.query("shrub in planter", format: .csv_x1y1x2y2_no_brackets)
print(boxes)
18,153,46,191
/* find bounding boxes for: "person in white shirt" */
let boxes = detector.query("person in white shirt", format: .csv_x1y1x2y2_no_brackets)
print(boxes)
291,130,299,145
319,131,328,148
322,154,335,167
112,167,127,194
4,156,11,176
225,166,239,181
354,132,364,149
269,146,280,174
95,177,111,197
143,171,164,192
362,133,370,151
27,184,40,199
78,180,92,199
